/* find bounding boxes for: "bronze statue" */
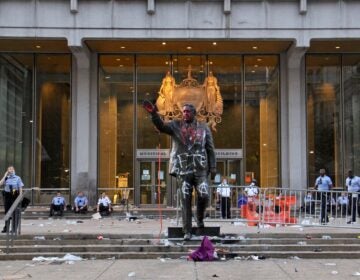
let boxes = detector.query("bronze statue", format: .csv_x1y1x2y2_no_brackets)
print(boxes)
143,101,216,240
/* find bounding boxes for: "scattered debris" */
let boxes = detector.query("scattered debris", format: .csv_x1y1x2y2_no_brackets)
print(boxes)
188,236,216,261
297,241,307,245
295,268,298,272
352,272,360,276
305,234,312,239
232,221,246,227
32,253,83,264
313,248,322,252
128,272,136,277
322,235,332,240
289,256,301,260
92,213,102,220
324,263,336,266
1,273,32,279
33,236,46,241
331,271,338,275
212,274,219,278
97,235,103,240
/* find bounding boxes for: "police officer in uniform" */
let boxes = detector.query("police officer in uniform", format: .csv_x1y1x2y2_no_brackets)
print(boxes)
74,191,88,214
0,166,24,233
50,192,66,217
346,170,360,223
314,168,333,224
97,192,112,216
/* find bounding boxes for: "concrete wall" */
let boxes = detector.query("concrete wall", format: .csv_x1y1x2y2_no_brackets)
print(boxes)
0,0,360,47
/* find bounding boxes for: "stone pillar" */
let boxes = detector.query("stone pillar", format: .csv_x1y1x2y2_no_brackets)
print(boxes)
70,44,98,206
283,45,308,190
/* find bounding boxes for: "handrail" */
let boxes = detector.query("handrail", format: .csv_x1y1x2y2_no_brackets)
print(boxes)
1,191,28,254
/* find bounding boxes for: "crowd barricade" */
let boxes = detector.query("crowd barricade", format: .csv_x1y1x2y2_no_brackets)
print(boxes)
176,186,360,229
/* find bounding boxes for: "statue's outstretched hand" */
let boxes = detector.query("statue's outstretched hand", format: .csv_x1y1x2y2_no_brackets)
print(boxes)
143,100,156,114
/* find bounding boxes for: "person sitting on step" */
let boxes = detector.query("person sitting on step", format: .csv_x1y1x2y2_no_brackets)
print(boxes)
50,191,66,217
97,192,112,216
74,191,88,214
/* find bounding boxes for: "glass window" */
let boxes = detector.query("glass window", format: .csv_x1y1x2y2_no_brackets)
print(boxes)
99,55,134,197
208,55,242,148
343,55,360,174
306,55,342,187
35,54,71,189
244,55,279,187
0,54,33,186
137,55,171,149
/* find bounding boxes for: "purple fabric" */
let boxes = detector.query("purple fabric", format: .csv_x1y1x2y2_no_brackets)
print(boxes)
189,236,215,261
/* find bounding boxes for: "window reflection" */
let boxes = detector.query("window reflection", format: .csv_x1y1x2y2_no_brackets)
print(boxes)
245,56,279,187
99,55,134,200
306,55,342,187
137,55,171,149
343,55,360,174
0,54,33,186
35,55,71,189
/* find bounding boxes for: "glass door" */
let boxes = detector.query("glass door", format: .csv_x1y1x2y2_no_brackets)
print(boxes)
139,161,168,206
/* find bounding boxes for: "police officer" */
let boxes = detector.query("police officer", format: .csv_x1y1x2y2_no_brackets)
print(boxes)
346,170,360,224
0,166,24,233
74,191,88,214
216,178,231,219
97,192,112,216
314,168,333,224
50,192,66,217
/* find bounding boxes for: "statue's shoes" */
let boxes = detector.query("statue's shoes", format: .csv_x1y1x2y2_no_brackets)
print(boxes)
184,233,192,241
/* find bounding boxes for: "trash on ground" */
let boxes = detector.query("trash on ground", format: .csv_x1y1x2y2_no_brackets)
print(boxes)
331,271,338,275
313,248,322,252
352,272,360,276
297,241,307,245
301,219,311,225
188,236,216,261
322,235,332,240
33,236,46,241
324,263,336,266
66,220,78,225
289,256,301,260
306,235,312,239
232,221,246,227
128,272,136,277
212,274,219,278
0,273,32,279
92,213,102,220
32,253,83,264
76,220,84,223
97,235,103,240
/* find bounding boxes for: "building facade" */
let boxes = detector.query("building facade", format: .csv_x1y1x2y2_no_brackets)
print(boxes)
0,0,359,206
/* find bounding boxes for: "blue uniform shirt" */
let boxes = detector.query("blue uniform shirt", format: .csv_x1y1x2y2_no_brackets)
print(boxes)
346,176,360,193
315,175,332,191
52,196,66,206
4,174,24,192
74,196,88,207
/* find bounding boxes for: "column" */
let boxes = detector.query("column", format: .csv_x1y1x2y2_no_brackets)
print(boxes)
70,44,98,205
283,45,308,190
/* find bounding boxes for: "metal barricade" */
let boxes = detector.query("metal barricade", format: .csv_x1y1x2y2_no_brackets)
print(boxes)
175,186,360,229
259,188,360,228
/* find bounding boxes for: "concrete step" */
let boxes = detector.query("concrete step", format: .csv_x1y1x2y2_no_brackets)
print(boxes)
4,244,360,253
2,232,360,260
1,250,360,261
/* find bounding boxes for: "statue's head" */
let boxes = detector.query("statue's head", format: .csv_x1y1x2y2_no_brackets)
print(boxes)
182,104,196,123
